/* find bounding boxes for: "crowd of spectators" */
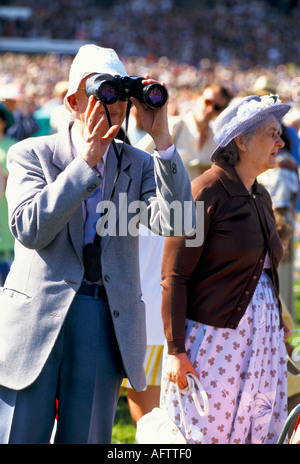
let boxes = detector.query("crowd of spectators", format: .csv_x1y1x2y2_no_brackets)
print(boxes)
0,0,299,63
1,0,300,118
0,0,300,67
1,49,300,123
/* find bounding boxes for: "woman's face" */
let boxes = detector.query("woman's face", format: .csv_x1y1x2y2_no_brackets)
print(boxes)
243,114,285,175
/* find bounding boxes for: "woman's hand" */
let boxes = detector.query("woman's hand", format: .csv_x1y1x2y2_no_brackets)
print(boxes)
131,75,173,151
166,352,199,389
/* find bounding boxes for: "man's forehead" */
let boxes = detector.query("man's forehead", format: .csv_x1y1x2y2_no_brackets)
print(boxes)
202,86,225,101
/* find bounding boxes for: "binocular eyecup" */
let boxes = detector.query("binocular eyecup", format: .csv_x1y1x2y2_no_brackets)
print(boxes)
85,74,168,108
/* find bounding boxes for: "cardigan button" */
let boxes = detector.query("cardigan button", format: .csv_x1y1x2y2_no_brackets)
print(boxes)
237,306,242,312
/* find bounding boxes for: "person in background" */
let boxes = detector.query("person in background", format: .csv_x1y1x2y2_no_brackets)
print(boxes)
258,125,299,319
119,104,167,428
0,84,39,141
175,82,232,178
130,83,232,180
0,105,17,285
120,225,165,427
273,208,300,414
160,94,291,444
34,80,71,136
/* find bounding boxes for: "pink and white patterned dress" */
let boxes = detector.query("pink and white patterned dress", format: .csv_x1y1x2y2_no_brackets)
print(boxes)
160,271,288,444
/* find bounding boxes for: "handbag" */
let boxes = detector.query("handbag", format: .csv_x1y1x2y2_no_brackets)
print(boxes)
135,373,209,444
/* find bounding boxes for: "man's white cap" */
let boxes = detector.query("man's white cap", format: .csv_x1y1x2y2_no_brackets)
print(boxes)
64,44,127,111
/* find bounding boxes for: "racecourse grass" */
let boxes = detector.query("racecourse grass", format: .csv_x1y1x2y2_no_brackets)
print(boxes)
112,392,136,444
295,280,300,327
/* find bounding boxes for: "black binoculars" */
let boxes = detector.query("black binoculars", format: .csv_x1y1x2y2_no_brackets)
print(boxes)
85,73,168,108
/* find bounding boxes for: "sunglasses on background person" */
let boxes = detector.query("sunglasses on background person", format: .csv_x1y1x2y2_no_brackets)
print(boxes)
203,99,226,112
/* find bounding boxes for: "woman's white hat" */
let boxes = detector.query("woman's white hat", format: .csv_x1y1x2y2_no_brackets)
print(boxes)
211,94,291,161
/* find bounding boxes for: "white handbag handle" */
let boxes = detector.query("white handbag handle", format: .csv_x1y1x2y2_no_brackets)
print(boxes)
176,373,209,441
162,373,209,441
180,373,209,417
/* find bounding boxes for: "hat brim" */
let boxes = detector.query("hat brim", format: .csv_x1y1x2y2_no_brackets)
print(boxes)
64,45,127,106
211,103,291,162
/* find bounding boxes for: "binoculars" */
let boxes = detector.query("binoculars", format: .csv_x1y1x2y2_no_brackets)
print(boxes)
85,73,168,108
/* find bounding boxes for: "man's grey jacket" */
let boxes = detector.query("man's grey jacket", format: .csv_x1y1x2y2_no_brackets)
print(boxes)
0,123,195,391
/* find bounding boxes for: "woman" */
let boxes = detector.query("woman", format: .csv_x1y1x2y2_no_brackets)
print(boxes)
160,94,291,444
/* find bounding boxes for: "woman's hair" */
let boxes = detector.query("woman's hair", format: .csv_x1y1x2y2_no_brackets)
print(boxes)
213,127,259,167
279,124,291,152
213,139,240,167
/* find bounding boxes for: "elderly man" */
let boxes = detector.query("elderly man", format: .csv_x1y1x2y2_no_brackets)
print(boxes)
0,44,195,444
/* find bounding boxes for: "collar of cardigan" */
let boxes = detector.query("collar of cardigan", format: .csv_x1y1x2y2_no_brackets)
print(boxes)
212,162,265,197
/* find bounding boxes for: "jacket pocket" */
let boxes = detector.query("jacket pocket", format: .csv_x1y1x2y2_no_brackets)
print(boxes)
1,287,32,301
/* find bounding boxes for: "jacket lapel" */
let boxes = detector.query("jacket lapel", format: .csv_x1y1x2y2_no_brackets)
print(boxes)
51,125,84,262
52,123,75,172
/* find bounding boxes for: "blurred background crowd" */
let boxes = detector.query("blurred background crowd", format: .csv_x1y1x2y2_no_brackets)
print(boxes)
1,0,300,114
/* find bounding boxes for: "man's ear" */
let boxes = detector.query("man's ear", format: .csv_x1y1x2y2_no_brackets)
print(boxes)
66,94,78,111
64,94,78,117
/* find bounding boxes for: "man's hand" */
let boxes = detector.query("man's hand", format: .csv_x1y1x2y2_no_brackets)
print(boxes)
80,97,122,168
131,75,173,151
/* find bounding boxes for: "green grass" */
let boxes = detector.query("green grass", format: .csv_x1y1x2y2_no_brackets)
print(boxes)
112,393,136,444
294,280,300,327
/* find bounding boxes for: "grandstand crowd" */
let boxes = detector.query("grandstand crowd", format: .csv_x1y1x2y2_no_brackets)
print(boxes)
0,0,300,116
